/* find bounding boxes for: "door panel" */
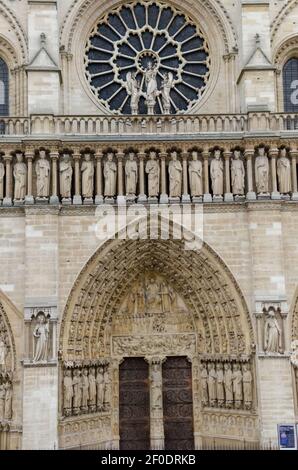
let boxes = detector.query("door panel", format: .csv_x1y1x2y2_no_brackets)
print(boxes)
119,357,150,450
163,356,194,450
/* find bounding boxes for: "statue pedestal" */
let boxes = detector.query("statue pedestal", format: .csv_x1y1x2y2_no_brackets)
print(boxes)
160,194,169,204
73,195,82,205
169,197,180,204
117,195,126,205
62,197,72,205
126,195,136,203
213,195,223,202
192,196,203,203
271,191,281,200
148,196,158,204
280,193,290,201
182,194,191,203
3,197,12,207
203,193,212,203
104,197,115,204
14,199,25,206
234,194,245,202
83,197,94,205
246,191,256,201
50,195,59,205
257,192,270,200
36,197,49,205
137,194,147,204
224,192,234,202
25,195,35,205
95,195,104,205
291,192,298,201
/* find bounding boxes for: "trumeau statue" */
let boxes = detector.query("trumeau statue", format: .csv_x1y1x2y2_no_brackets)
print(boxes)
13,152,27,200
264,308,282,353
151,363,162,409
242,364,253,409
168,151,182,198
125,152,138,197
60,154,73,198
224,363,233,407
211,149,223,196
63,370,73,414
81,153,94,199
126,72,141,115
232,363,243,408
33,312,49,363
146,151,160,197
104,153,117,197
189,151,203,197
277,148,291,194
161,72,173,114
0,159,5,200
255,146,269,193
36,150,50,198
231,150,245,195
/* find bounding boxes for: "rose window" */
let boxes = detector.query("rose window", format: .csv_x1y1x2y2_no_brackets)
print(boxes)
84,1,210,114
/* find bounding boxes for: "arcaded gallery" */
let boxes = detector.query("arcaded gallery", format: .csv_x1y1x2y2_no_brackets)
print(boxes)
0,0,298,452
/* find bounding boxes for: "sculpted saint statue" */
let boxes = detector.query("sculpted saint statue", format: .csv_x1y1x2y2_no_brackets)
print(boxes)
4,379,12,420
59,154,73,198
36,150,50,198
242,364,253,409
96,366,104,410
216,363,225,407
200,364,208,405
81,368,89,411
264,308,282,353
125,152,138,197
232,364,243,408
33,312,49,363
0,335,7,366
0,159,4,200
169,151,182,198
145,151,160,197
277,148,291,194
255,147,269,193
207,363,217,405
231,150,245,195
88,368,96,409
151,363,162,409
73,369,82,412
161,72,173,113
63,370,73,414
0,380,5,420
224,363,233,407
146,277,162,313
104,153,117,197
126,72,141,115
145,62,159,111
189,151,203,197
13,153,27,200
81,153,94,199
210,150,224,196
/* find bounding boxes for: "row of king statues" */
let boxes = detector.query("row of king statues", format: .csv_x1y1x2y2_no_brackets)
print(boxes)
200,361,253,410
0,146,293,203
63,364,110,417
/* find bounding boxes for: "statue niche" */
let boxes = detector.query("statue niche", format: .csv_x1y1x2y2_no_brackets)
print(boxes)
111,273,194,337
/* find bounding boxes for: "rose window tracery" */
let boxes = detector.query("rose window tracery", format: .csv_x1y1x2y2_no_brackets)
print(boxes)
84,1,210,114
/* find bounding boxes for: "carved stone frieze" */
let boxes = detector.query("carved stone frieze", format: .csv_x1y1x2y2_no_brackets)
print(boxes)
112,334,196,357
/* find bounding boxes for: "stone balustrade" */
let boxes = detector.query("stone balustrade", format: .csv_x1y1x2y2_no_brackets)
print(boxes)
0,112,297,137
0,144,297,206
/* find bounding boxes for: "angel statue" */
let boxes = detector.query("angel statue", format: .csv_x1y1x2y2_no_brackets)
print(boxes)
126,72,141,115
144,61,160,114
161,72,174,114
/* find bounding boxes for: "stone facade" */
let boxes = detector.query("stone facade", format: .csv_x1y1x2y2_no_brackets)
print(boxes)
0,0,298,450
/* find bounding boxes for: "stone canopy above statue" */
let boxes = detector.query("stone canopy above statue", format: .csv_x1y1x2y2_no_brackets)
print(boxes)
85,1,210,115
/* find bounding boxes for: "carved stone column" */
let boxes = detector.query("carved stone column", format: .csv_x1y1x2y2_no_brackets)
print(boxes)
111,358,122,450
147,356,165,450
192,356,203,450
159,152,168,204
50,151,59,204
95,151,104,204
290,149,298,201
202,150,212,202
182,151,191,203
117,152,125,204
3,154,13,206
73,152,82,205
25,150,34,205
138,152,147,203
244,148,256,200
223,150,233,202
269,147,280,200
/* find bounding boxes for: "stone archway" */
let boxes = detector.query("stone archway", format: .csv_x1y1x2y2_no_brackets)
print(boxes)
58,237,259,450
